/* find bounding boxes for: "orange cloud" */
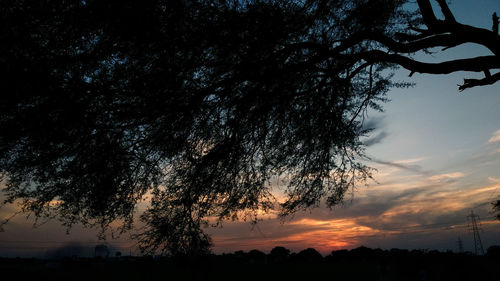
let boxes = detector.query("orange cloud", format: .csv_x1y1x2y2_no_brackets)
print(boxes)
489,130,500,143
394,157,428,164
284,218,383,251
211,217,390,254
428,172,465,182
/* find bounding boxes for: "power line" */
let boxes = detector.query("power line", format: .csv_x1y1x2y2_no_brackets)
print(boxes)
467,210,485,255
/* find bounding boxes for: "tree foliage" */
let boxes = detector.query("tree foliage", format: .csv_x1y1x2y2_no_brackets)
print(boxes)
1,0,498,254
494,200,500,220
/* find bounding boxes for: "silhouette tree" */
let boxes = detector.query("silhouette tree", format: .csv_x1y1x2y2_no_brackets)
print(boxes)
341,0,500,91
1,0,498,254
269,246,291,263
493,199,500,220
293,248,323,263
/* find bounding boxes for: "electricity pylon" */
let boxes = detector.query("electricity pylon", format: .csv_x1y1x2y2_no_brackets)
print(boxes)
467,210,484,255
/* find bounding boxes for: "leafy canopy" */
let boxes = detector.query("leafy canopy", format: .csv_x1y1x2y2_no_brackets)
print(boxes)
2,0,497,254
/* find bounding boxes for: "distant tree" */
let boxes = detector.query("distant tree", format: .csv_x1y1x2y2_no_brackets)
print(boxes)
486,245,500,258
270,246,291,256
94,244,110,258
326,249,349,262
294,248,323,263
349,246,376,260
493,199,500,220
1,0,498,255
247,249,268,264
269,246,291,263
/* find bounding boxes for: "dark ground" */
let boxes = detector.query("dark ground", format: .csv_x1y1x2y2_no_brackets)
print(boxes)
1,246,499,281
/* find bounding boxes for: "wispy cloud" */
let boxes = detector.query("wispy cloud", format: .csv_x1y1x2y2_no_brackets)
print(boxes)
362,116,385,131
362,116,390,147
428,172,465,183
209,170,500,252
370,158,431,176
364,131,389,146
488,129,500,143
2,149,499,256
393,157,428,164
488,177,500,184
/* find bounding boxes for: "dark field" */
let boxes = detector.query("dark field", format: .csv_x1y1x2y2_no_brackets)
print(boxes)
2,247,499,281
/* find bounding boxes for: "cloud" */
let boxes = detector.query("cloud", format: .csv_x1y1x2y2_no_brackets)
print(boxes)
362,116,385,131
370,158,430,175
2,148,499,256
488,129,500,143
209,174,500,253
488,177,500,184
364,131,389,146
361,116,390,147
393,157,428,164
428,172,465,183
209,217,385,254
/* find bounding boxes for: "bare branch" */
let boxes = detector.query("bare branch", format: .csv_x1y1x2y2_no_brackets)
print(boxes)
326,1,500,91
435,0,456,23
493,12,499,35
459,72,500,91
416,0,439,28
356,51,500,75
369,32,467,53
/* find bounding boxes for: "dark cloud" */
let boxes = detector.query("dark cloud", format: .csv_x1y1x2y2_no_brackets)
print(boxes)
362,116,386,131
362,116,390,147
330,202,393,219
370,158,432,176
364,131,390,146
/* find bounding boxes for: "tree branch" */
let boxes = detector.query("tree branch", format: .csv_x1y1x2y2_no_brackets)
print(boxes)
416,0,439,28
493,12,499,35
368,32,467,54
355,51,500,75
459,72,500,91
328,1,500,90
435,0,456,23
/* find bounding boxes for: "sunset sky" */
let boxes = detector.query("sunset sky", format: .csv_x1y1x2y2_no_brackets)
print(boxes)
1,1,499,257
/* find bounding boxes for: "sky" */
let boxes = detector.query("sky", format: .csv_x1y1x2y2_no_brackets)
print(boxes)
1,0,499,257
